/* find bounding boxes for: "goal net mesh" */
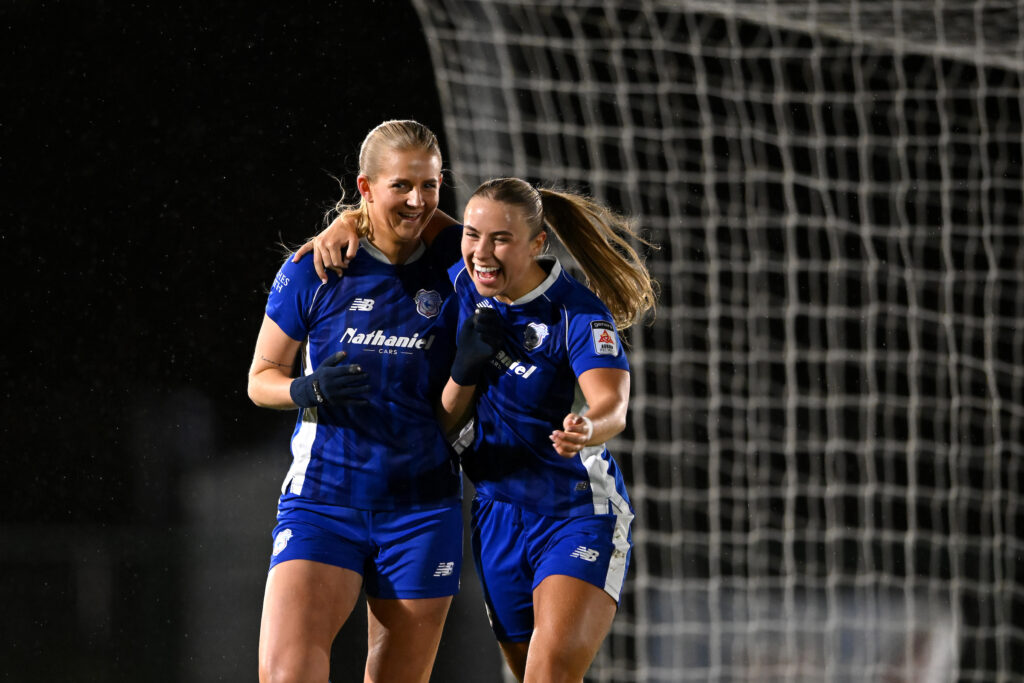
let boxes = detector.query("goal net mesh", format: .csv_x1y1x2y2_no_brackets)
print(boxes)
409,2,1024,681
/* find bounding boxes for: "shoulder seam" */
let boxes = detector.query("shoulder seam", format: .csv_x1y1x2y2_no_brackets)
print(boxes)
307,281,329,319
453,264,469,291
563,303,571,355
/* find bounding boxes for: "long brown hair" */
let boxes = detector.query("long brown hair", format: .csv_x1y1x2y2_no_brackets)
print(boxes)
470,178,658,329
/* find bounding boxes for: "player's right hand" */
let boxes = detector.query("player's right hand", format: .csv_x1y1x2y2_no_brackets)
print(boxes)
290,351,370,408
550,413,593,457
292,208,362,283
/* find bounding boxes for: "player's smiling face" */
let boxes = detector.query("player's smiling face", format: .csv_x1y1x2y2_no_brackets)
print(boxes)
462,196,547,304
358,148,442,257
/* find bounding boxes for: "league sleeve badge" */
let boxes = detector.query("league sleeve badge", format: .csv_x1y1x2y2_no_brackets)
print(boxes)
590,320,619,356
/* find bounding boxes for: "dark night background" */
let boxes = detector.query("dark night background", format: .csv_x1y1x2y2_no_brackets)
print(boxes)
9,2,1024,681
6,1,493,680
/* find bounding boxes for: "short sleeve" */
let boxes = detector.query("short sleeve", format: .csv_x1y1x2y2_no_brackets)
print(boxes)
565,312,630,377
264,254,322,342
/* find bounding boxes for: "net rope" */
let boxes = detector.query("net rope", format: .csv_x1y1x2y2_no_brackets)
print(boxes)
410,2,1024,680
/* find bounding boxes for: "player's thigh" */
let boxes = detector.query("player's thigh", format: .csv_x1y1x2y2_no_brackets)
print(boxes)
259,559,363,676
361,505,461,682
528,575,617,679
532,574,617,643
524,511,627,679
364,595,453,683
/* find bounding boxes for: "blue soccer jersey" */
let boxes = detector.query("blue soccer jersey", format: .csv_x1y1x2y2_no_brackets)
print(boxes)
265,238,461,510
448,256,633,517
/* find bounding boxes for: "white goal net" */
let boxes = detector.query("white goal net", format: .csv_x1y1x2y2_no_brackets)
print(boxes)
409,2,1024,681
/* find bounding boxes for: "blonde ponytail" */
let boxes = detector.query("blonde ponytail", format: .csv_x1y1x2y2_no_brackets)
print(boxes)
539,189,658,329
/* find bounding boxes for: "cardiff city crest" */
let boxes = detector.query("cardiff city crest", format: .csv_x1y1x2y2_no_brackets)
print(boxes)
414,289,442,318
272,528,293,556
523,322,549,351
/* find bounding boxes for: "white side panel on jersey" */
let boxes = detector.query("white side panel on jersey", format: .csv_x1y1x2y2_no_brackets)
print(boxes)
283,345,318,495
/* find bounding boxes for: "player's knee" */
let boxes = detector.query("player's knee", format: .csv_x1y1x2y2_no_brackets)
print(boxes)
259,664,309,683
526,633,594,682
259,649,327,683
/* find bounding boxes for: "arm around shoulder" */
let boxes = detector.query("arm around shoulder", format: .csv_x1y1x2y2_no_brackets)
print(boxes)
423,208,458,245
292,209,363,282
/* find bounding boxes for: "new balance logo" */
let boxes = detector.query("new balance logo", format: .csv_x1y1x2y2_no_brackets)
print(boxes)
570,546,600,562
349,298,374,311
433,561,455,577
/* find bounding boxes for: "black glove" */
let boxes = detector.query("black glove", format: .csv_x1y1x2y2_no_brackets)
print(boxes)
290,351,370,408
451,308,503,386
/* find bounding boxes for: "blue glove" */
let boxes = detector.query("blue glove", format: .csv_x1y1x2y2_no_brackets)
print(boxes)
290,351,370,408
450,308,503,386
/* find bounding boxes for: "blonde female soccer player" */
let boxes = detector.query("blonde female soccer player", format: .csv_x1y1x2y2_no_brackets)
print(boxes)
248,120,463,683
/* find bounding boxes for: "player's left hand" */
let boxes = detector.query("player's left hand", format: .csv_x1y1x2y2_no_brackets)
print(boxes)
450,308,504,386
550,413,593,458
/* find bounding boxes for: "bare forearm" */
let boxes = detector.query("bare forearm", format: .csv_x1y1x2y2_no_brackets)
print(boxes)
578,398,628,445
248,365,299,410
438,377,477,436
551,368,630,457
248,316,304,409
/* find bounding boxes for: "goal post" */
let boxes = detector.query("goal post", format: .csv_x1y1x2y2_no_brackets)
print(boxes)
410,2,1024,681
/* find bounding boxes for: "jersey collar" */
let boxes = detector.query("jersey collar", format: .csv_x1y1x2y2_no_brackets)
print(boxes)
507,256,561,305
360,237,426,265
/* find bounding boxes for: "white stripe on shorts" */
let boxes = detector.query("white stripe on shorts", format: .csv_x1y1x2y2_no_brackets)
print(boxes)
580,447,633,601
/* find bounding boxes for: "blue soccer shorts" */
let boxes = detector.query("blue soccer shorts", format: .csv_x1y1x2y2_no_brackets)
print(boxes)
268,494,463,599
470,496,633,642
